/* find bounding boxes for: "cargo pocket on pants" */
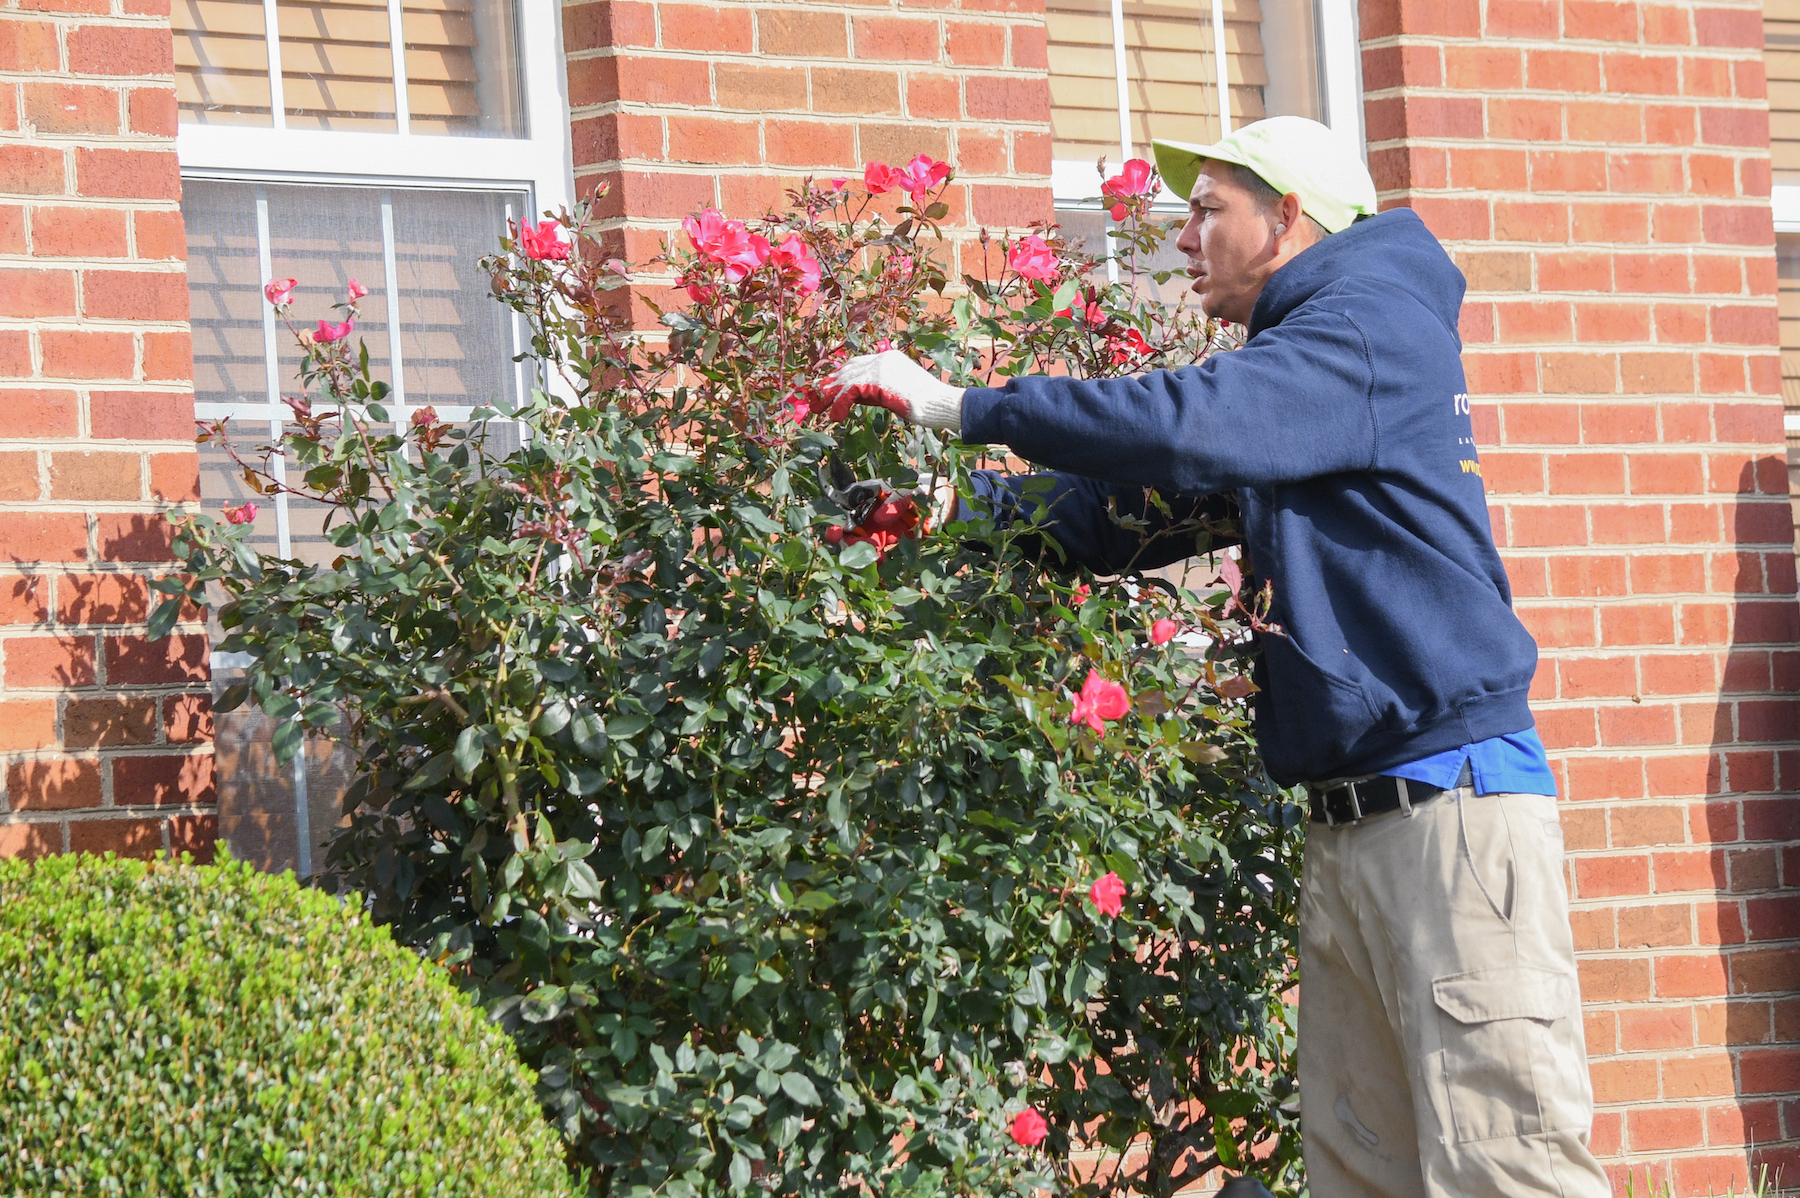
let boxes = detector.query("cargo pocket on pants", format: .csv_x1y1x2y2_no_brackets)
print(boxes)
1432,965,1582,1143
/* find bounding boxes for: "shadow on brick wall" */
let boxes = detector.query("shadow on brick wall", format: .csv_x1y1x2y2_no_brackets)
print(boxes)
1665,458,1800,1194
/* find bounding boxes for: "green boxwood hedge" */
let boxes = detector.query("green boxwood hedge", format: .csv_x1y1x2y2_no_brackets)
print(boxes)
0,852,582,1197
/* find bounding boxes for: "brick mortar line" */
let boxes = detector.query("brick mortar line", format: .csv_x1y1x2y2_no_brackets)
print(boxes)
0,806,217,824
0,260,192,270
1368,88,1774,103
564,44,1044,64
573,157,1049,179
568,108,1051,131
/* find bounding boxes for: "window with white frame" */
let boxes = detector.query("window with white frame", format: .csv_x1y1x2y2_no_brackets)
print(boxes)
175,0,573,873
1046,0,1365,271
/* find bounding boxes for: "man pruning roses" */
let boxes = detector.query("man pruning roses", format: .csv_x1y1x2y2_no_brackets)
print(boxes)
826,116,1609,1198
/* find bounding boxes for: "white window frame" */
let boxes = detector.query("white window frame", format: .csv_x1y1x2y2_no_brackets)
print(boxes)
1051,0,1366,212
177,0,573,874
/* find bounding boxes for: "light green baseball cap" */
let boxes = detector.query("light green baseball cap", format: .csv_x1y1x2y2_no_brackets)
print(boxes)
1152,116,1377,235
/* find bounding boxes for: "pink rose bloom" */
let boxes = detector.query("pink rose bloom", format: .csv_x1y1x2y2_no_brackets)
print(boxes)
1008,234,1059,282
863,161,904,194
1150,618,1179,646
263,277,297,306
682,209,770,283
828,177,848,191
411,405,439,427
346,277,369,301
784,392,814,421
314,318,354,343
1101,157,1157,221
1069,669,1129,733
770,233,822,296
1070,582,1089,606
1089,871,1126,918
895,153,951,201
1009,1108,1049,1148
224,502,257,525
520,219,570,261
1055,295,1092,322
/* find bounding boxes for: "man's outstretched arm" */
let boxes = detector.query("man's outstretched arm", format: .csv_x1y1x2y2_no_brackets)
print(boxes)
959,470,1238,576
828,309,1378,495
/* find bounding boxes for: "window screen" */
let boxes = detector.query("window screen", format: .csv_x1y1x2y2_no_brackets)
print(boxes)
1778,235,1800,550
183,177,530,874
1047,0,1326,283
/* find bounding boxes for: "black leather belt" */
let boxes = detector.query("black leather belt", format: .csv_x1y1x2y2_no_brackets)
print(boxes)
1308,775,1448,826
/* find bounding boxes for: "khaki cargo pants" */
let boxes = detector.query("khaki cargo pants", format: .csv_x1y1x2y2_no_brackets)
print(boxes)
1298,787,1611,1198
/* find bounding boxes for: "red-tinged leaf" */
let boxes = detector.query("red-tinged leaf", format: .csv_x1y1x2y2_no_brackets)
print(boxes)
1215,674,1257,699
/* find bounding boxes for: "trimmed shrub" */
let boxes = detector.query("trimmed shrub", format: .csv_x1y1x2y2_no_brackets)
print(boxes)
164,160,1303,1196
0,852,581,1197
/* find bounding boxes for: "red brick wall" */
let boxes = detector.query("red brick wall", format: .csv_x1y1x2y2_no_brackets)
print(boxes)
560,0,1056,315
0,0,212,859
1363,0,1800,1188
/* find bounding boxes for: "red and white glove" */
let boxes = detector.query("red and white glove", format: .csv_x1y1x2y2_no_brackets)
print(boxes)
825,350,965,433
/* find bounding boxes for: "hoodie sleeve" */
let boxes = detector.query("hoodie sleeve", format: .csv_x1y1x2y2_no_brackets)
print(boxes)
960,307,1377,493
960,469,1239,575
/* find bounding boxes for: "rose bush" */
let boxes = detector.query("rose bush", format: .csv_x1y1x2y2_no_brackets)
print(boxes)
158,157,1305,1196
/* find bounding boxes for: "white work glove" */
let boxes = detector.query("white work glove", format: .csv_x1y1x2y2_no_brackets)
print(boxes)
915,471,959,527
826,350,965,433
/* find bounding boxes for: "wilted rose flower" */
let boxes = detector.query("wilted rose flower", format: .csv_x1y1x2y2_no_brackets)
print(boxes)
1009,1108,1049,1148
1007,234,1058,282
770,233,822,296
1101,157,1157,221
314,318,353,343
411,405,439,428
263,277,297,306
1150,618,1179,646
520,219,571,261
1089,871,1126,918
280,394,312,419
346,277,369,301
682,208,770,284
1069,669,1129,733
894,153,951,202
863,161,904,195
224,502,257,525
681,274,720,306
1109,327,1153,366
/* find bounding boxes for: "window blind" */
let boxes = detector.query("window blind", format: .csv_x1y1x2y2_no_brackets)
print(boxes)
1767,0,1800,181
1046,0,1269,165
173,0,520,135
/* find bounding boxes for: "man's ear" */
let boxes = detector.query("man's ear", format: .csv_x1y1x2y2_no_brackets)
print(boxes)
1276,192,1305,241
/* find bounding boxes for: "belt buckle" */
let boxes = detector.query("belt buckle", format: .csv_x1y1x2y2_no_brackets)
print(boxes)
1322,780,1364,828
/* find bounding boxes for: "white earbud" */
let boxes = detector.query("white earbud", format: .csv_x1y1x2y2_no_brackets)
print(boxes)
1275,223,1287,234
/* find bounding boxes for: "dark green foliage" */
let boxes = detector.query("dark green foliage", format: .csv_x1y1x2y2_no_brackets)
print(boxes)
0,853,581,1197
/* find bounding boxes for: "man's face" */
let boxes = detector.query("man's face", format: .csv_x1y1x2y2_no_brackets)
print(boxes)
1173,162,1283,326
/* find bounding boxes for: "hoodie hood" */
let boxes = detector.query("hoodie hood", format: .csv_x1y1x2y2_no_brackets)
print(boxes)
1249,208,1466,341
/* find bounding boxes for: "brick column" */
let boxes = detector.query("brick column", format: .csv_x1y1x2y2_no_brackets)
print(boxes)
0,0,212,859
1363,0,1800,1187
559,0,1055,316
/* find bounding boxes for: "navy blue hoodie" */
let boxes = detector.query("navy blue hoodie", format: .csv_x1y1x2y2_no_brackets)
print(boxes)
959,208,1539,787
